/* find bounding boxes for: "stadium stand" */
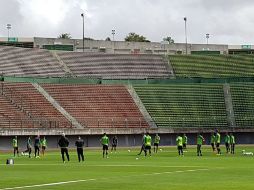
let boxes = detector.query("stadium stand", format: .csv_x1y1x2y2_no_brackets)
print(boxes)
0,46,65,77
1,82,71,128
230,83,254,127
169,55,254,78
42,84,149,128
56,52,172,79
0,94,34,128
134,84,228,128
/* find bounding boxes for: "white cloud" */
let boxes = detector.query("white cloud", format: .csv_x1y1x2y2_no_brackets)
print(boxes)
0,0,254,44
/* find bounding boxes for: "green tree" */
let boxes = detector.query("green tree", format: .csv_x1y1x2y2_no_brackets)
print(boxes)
58,33,72,39
163,36,174,44
125,33,150,42
105,37,111,41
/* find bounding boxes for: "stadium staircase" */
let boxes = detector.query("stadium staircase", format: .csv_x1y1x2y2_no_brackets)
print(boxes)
0,46,65,77
51,51,74,77
32,83,83,128
223,84,236,127
56,52,172,79
126,85,157,128
0,82,71,128
42,84,149,128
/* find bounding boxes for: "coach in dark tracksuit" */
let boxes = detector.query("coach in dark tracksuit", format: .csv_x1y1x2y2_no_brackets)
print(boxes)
58,133,70,163
75,136,85,162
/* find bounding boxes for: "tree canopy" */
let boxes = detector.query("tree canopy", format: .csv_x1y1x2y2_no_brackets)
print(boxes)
163,36,175,44
125,33,150,42
58,33,72,39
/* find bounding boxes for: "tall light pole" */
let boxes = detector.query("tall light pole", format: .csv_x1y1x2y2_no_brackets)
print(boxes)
183,17,188,54
6,24,11,39
112,29,116,54
81,13,85,52
206,33,210,45
112,29,115,41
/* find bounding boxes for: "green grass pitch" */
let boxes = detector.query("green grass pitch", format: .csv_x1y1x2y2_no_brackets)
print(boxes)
0,145,254,190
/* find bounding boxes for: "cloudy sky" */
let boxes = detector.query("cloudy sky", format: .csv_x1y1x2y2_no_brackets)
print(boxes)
0,0,254,44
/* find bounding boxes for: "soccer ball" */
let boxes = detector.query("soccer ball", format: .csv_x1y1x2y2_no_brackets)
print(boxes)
136,157,139,160
160,149,162,151
128,149,131,152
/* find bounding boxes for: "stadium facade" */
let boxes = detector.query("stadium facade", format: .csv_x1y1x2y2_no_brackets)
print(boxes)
0,37,254,150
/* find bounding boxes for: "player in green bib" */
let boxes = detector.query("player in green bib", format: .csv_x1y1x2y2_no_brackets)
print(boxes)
197,133,205,156
12,136,19,157
100,133,109,158
224,133,230,154
230,133,235,154
182,134,188,150
215,130,221,155
153,134,160,153
41,137,47,156
210,133,216,152
176,134,183,156
144,132,152,156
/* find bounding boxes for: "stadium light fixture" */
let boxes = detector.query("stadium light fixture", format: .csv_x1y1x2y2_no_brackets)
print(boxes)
81,13,85,52
6,24,11,39
183,17,187,54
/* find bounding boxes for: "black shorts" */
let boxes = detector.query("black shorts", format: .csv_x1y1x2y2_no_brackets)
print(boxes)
112,144,117,147
177,146,183,150
216,143,220,148
145,145,151,150
42,146,46,150
103,145,108,150
154,143,159,146
211,143,215,146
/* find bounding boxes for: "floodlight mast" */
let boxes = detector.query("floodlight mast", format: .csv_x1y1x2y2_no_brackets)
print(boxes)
81,13,85,52
6,24,11,39
184,17,187,55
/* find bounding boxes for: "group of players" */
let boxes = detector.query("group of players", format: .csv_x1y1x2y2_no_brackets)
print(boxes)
9,130,236,163
12,135,47,158
175,130,236,156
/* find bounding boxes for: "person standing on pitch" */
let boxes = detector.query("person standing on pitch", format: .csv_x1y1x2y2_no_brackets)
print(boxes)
41,136,47,156
197,133,205,156
153,133,160,153
176,134,184,156
34,135,41,158
111,135,118,153
137,133,146,156
12,136,19,157
75,136,85,162
210,133,216,152
215,130,221,155
224,133,230,154
144,132,152,156
58,133,70,163
183,134,188,150
230,133,235,154
101,133,109,158
23,136,32,158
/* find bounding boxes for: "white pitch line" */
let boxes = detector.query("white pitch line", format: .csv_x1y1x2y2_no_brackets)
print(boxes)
0,163,204,168
0,168,208,190
0,179,96,190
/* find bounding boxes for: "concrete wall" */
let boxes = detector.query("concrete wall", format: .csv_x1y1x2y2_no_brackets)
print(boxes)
1,132,253,151
34,37,228,55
